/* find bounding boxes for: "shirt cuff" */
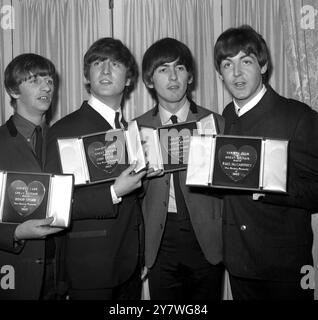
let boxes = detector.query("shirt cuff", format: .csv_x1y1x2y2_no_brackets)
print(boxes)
110,185,122,204
13,234,25,250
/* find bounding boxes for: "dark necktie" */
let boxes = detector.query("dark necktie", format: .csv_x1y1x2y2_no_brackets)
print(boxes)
34,126,43,167
170,115,189,220
114,111,121,129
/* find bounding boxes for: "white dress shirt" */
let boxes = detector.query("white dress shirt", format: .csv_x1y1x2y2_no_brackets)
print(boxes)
159,100,190,213
88,94,123,129
88,94,123,204
234,85,267,117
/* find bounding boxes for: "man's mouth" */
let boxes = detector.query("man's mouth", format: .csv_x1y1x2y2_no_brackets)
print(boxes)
168,84,180,90
233,81,246,88
100,79,112,85
38,96,51,102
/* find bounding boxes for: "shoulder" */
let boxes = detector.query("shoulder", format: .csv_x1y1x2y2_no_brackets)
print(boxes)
195,104,225,134
222,101,235,117
195,105,212,117
135,107,157,127
196,104,224,123
270,89,315,119
0,123,9,135
49,103,87,136
0,123,11,143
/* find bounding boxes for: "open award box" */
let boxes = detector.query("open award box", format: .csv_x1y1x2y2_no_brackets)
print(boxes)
0,171,74,227
139,114,218,172
186,135,289,193
57,120,146,186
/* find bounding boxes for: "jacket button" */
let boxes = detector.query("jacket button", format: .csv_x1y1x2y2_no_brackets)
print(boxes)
240,225,247,231
160,224,163,229
35,258,44,264
165,180,169,185
163,201,167,207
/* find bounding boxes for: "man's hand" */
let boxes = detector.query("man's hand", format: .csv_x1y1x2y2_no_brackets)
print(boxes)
113,162,147,197
14,217,63,241
146,167,164,179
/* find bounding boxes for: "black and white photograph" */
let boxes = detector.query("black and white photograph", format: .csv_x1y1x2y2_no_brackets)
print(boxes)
0,0,318,315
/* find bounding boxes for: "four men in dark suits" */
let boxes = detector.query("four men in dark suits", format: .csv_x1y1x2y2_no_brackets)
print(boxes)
214,25,318,299
0,53,64,299
1,27,318,300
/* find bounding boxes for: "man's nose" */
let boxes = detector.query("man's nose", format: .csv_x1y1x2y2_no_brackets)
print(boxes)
233,63,242,77
102,60,111,74
169,68,177,80
41,80,52,92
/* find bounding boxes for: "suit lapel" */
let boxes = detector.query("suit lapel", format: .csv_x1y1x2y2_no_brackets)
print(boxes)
80,101,113,132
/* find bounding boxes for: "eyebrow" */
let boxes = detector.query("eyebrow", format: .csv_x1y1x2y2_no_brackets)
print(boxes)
223,54,255,62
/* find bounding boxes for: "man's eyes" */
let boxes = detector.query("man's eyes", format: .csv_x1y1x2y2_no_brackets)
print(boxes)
158,67,167,73
157,65,186,72
176,65,186,71
46,78,54,85
92,60,122,68
111,61,121,67
27,76,53,85
92,60,104,67
221,62,232,69
242,59,253,65
221,59,253,69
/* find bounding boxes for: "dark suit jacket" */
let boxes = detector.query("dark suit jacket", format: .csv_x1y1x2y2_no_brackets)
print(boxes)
136,100,225,268
45,101,142,290
222,86,318,281
0,117,45,300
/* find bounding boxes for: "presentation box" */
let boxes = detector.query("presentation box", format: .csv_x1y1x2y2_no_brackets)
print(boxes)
139,113,218,172
186,135,288,193
0,171,73,227
57,120,146,185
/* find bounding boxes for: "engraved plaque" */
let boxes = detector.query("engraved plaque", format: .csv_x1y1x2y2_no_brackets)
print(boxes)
218,144,258,182
212,136,261,189
8,180,45,216
87,138,124,174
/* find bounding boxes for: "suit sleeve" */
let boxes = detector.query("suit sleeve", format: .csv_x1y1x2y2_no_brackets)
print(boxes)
45,126,118,220
0,223,24,253
262,108,318,212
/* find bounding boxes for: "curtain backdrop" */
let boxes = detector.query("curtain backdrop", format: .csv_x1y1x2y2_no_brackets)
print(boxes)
121,0,219,120
229,0,291,98
279,0,318,300
280,0,318,112
16,0,110,124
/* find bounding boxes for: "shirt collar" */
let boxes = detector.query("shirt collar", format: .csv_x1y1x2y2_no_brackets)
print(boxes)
234,85,267,117
88,94,122,129
159,100,190,125
12,113,38,140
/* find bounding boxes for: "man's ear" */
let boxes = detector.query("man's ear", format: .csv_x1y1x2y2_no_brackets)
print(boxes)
218,73,223,81
125,78,131,86
145,79,154,89
261,63,268,75
187,74,193,85
8,89,20,99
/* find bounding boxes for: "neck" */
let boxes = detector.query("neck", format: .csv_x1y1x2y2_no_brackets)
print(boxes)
233,83,264,108
158,96,188,114
16,111,45,126
92,93,122,111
